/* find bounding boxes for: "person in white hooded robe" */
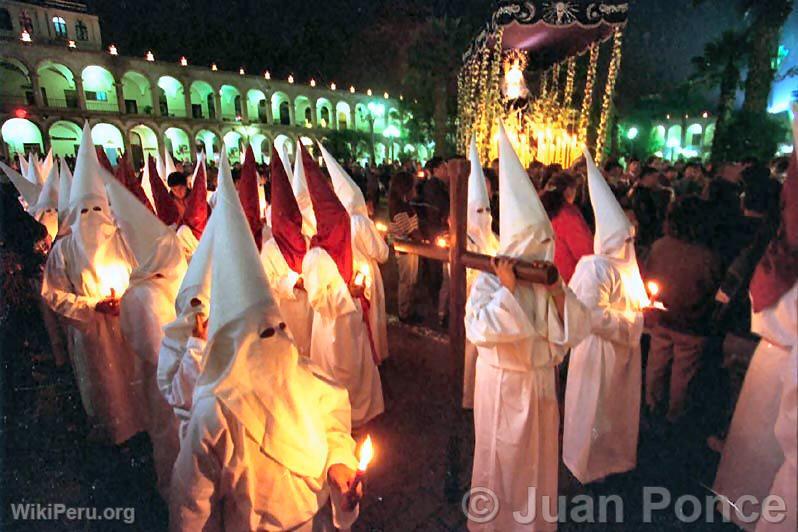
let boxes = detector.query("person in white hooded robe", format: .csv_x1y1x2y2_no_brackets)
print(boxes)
260,144,314,357
102,170,187,499
462,136,500,409
170,160,363,531
41,122,145,444
464,124,590,532
29,162,60,241
563,148,649,485
0,159,41,214
319,142,390,364
300,147,384,428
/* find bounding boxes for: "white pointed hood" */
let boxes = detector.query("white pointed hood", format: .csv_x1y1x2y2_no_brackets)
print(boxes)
188,152,205,188
467,135,497,253
292,143,317,237
56,158,73,236
69,123,110,211
583,146,649,308
101,164,186,282
0,160,41,207
278,142,294,182
583,147,632,258
26,152,45,186
164,148,177,177
37,148,54,183
32,162,60,239
319,142,368,217
18,152,29,178
140,158,157,209
195,152,329,480
497,122,554,261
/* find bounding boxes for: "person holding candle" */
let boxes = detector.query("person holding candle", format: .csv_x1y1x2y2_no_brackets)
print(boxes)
562,148,650,485
170,161,363,531
465,124,589,531
319,142,391,364
41,122,145,445
102,163,188,501
260,145,314,358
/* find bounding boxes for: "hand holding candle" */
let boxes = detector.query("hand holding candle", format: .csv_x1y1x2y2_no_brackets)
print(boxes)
645,281,667,311
345,435,373,510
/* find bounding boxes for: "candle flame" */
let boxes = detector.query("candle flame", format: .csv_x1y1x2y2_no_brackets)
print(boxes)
375,221,388,233
358,435,374,471
436,236,448,248
646,281,660,297
97,263,129,297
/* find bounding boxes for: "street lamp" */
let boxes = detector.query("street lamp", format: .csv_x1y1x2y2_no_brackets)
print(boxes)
626,127,639,140
383,125,401,161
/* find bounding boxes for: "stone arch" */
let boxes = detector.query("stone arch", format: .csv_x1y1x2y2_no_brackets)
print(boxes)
316,97,333,129
189,80,215,120
219,84,243,120
387,107,401,127
271,91,292,125
704,123,716,148
36,60,76,108
416,144,429,163
157,76,187,118
122,70,152,115
2,117,43,156
81,65,118,112
90,122,125,163
354,139,371,164
195,129,220,160
250,133,270,163
374,142,387,164
164,126,191,161
0,57,32,105
335,101,351,130
223,130,243,163
246,89,268,123
295,95,312,127
354,103,370,132
47,119,82,157
685,123,703,147
129,123,159,169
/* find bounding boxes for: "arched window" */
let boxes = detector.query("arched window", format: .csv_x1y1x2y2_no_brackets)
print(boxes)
279,101,290,125
19,11,33,32
75,20,88,40
0,9,12,31
52,17,67,38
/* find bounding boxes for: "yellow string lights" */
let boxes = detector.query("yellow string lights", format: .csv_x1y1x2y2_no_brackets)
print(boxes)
594,28,624,164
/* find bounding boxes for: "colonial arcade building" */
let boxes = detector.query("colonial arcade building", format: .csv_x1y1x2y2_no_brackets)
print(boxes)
0,0,422,167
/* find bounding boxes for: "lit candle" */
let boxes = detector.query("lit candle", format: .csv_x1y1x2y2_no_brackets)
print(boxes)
375,221,388,234
645,281,667,310
348,435,374,495
98,263,130,298
436,236,448,248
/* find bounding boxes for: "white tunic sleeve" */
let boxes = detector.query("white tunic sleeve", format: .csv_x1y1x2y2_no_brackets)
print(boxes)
352,215,389,264
465,273,535,347
261,241,300,301
321,382,360,530
569,259,643,348
158,336,206,418
41,242,100,323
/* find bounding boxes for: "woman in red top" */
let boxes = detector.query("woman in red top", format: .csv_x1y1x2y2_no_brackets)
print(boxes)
541,173,594,283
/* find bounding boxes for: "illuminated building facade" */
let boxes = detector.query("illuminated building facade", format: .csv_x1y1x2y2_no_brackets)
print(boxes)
0,0,424,166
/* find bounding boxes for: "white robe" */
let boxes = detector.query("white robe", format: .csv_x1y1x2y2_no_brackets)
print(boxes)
756,343,797,532
714,283,797,531
42,232,146,444
465,274,590,531
350,214,390,363
157,335,206,440
563,256,644,484
260,238,313,358
120,277,182,499
170,362,359,531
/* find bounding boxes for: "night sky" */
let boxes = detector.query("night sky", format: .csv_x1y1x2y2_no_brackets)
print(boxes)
86,1,784,108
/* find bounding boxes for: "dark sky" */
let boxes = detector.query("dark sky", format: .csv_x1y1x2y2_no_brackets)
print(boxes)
86,1,759,105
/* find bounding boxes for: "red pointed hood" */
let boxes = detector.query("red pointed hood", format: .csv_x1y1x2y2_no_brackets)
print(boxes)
96,147,114,175
270,146,306,273
183,158,209,239
238,145,264,250
302,144,352,283
115,155,154,212
147,155,180,226
750,151,798,312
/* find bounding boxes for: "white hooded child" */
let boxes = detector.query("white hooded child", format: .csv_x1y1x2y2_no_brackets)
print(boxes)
170,159,364,531
563,147,649,485
462,135,500,409
41,122,145,444
102,168,188,499
319,142,390,364
464,123,590,532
